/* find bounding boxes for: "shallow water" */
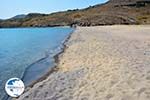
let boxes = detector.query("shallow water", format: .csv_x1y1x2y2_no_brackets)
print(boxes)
0,27,74,99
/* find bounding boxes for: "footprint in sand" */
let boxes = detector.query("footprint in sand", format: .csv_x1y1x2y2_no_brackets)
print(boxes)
146,71,150,80
105,93,114,100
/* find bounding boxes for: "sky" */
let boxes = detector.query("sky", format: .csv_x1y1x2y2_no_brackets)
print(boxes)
0,0,108,19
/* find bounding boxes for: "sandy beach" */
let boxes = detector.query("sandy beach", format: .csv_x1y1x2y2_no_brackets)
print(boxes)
16,25,150,100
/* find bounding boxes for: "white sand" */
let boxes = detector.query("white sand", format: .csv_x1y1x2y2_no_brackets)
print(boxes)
16,25,150,100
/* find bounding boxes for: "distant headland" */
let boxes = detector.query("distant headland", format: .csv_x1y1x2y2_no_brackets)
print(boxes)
0,0,150,28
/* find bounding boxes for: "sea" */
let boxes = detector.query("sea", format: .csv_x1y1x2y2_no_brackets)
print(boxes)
0,27,74,99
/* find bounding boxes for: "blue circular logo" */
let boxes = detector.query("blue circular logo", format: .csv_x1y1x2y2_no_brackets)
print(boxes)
5,78,25,97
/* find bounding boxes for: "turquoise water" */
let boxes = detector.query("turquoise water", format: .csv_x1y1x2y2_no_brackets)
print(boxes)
0,27,74,99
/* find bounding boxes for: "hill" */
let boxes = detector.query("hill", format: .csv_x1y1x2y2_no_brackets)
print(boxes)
0,0,150,28
11,14,27,19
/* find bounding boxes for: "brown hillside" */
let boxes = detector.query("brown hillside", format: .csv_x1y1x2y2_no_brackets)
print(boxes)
0,0,150,27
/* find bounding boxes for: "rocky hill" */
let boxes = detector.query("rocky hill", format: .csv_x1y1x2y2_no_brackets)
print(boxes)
0,0,150,27
11,14,27,19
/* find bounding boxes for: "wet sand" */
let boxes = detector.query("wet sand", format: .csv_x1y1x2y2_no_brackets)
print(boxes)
16,25,150,100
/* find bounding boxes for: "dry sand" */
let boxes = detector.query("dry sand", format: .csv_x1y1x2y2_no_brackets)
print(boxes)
16,25,150,100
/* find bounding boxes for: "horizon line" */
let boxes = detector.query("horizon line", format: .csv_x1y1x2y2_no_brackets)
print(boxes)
0,1,108,20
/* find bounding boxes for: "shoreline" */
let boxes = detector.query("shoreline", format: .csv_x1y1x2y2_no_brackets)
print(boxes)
24,28,75,88
3,27,75,100
16,25,150,100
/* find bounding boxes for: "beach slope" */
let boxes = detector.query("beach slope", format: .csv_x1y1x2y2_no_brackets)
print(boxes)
17,25,150,100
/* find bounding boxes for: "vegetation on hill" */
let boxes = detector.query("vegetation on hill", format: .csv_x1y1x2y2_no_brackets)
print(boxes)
0,0,150,28
11,14,27,19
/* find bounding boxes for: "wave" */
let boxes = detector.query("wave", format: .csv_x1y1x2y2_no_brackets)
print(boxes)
21,28,74,86
2,28,75,100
